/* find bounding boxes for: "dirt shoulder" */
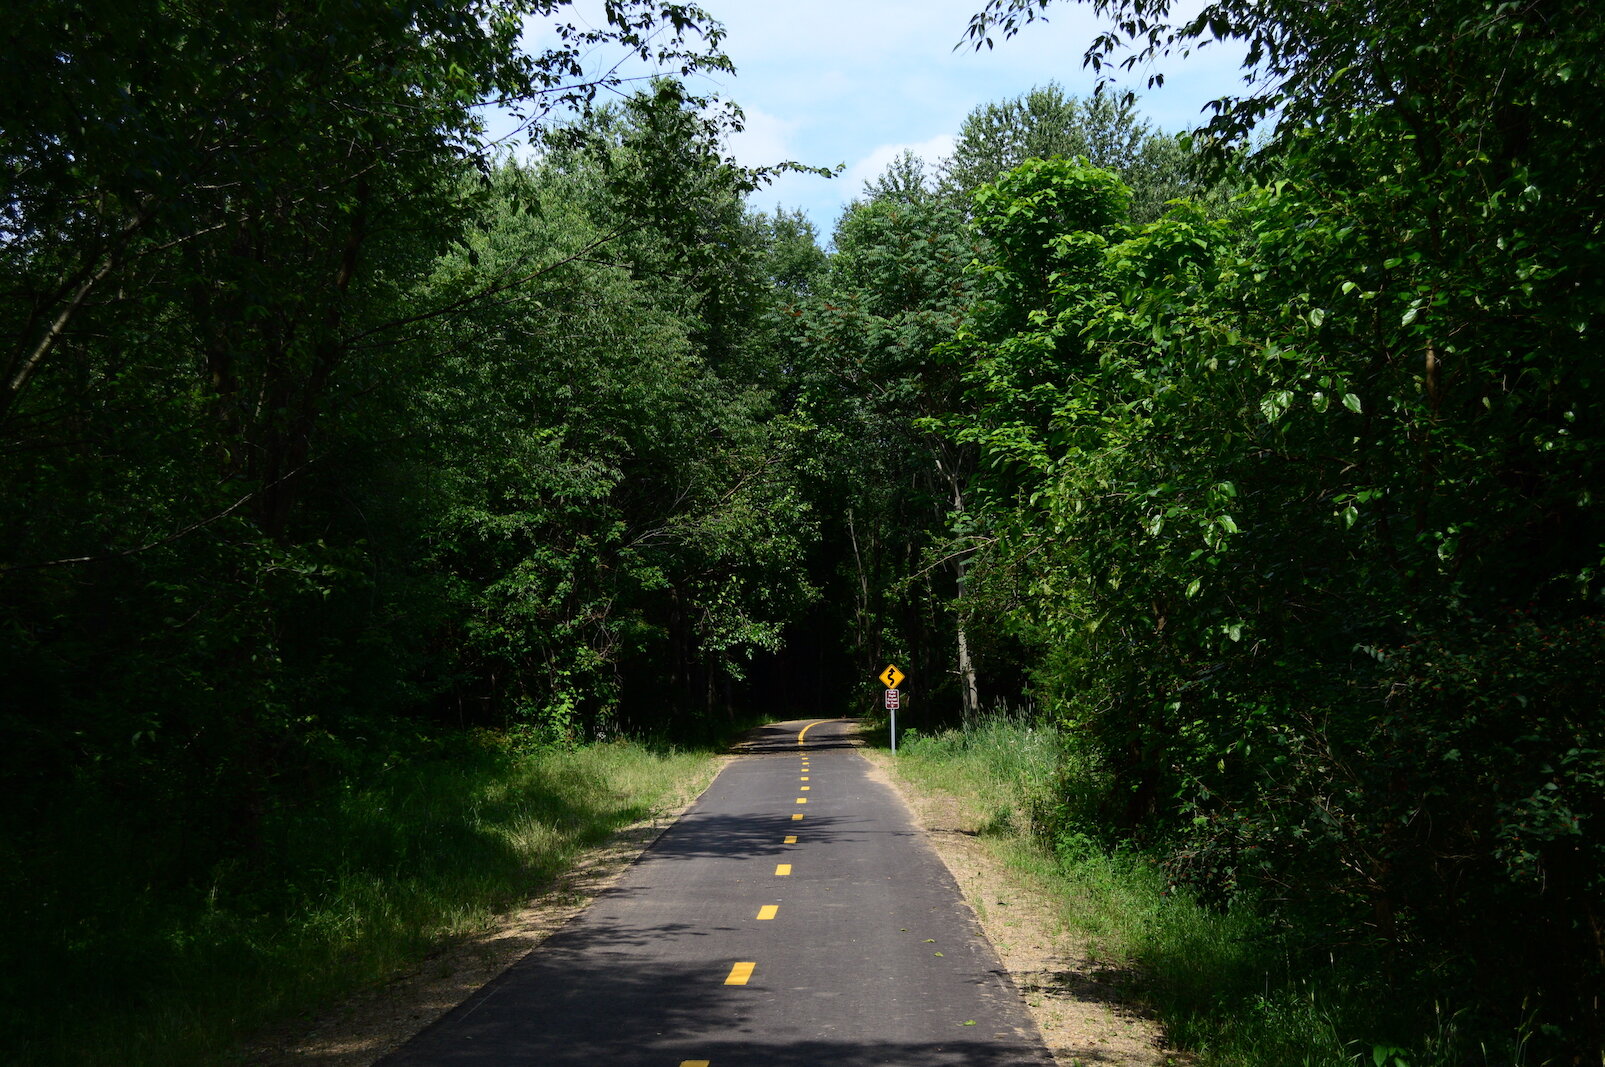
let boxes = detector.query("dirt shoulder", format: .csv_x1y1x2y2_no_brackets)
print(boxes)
858,747,1185,1067
243,757,730,1067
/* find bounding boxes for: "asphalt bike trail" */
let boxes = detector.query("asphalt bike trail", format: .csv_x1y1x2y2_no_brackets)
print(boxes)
379,718,1054,1066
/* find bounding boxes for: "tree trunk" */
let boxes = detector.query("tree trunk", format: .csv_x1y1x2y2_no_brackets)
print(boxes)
954,553,980,720
933,445,980,719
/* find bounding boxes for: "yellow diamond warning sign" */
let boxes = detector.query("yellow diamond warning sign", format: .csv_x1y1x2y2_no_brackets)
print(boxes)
879,664,905,689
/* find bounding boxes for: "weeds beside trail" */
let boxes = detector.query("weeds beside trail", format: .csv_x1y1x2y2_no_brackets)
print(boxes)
2,735,719,1066
886,713,1397,1067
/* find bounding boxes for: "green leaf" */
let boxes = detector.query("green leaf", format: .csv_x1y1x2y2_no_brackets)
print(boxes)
1260,390,1294,423
1342,393,1362,413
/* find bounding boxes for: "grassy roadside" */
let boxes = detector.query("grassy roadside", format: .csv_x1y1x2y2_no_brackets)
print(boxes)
872,714,1361,1067
2,734,722,1066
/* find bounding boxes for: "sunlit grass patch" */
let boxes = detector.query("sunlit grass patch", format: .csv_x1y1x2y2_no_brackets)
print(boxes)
2,736,719,1066
888,712,1358,1067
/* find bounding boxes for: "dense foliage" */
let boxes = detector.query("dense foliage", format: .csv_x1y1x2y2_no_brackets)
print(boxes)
0,6,823,1055
0,5,805,784
951,0,1605,1059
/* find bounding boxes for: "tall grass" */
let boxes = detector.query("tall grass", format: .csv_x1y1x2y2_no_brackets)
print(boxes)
891,712,1375,1067
1,735,719,1065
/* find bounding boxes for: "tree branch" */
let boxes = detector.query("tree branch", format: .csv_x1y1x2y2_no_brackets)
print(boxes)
2,464,311,572
340,227,628,350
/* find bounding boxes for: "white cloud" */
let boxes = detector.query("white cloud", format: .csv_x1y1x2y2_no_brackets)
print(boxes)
747,168,845,230
498,0,1253,235
843,133,958,199
726,105,803,168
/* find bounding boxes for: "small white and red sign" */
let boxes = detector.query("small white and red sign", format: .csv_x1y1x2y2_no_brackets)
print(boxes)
884,688,900,710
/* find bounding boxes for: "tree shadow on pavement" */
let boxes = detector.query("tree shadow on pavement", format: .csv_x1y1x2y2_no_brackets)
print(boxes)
379,947,1051,1066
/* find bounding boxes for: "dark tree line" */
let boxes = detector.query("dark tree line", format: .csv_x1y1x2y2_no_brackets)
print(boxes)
0,7,831,1033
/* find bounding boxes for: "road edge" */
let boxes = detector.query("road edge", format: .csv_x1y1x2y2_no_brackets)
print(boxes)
858,746,1185,1067
242,754,732,1066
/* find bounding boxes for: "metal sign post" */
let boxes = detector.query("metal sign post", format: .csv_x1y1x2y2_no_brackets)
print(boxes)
884,687,900,752
879,664,906,753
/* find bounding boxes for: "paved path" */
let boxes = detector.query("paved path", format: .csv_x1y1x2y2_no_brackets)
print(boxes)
379,719,1054,1066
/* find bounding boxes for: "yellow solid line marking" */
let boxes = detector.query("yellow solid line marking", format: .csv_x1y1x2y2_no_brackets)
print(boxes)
792,813,804,821
775,864,792,876
757,905,779,920
784,835,797,844
796,797,807,804
725,962,755,985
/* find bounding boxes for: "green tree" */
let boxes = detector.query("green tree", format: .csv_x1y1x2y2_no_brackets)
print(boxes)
953,12,1605,1055
0,0,738,765
949,119,1605,1067
784,154,997,718
939,82,1195,221
399,87,822,739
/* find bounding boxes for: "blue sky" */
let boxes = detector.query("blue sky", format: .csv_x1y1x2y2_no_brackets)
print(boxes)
515,1,1252,238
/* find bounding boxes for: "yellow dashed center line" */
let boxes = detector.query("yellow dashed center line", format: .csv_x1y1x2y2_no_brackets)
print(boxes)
775,863,792,876
800,785,810,791
784,834,797,844
680,1061,711,1067
757,905,779,920
796,797,807,804
792,813,804,821
800,776,809,781
724,962,755,985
